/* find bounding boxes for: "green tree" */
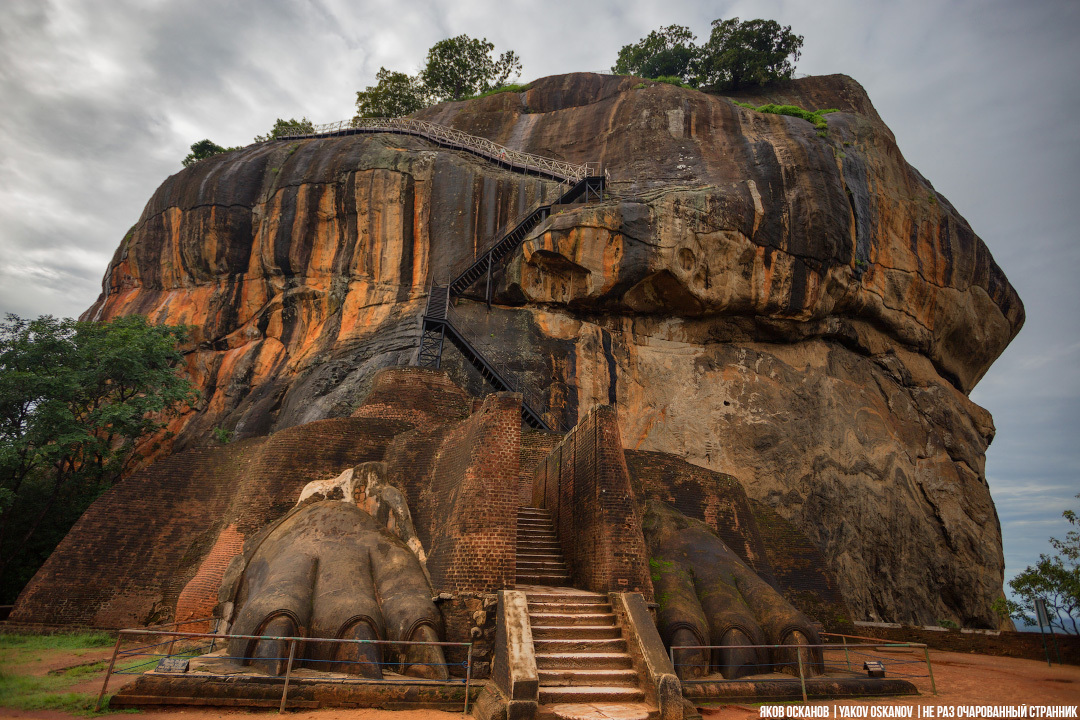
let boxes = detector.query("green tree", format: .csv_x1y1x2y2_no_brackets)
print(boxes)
419,34,522,101
0,314,198,602
182,139,238,167
612,18,803,91
696,18,803,90
354,67,432,118
254,117,316,143
1003,495,1080,634
611,24,699,86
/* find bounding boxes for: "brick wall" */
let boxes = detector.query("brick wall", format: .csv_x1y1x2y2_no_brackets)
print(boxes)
624,450,778,583
422,393,522,593
749,500,850,627
532,406,652,598
519,429,561,505
622,449,850,628
9,416,411,629
844,624,1080,666
9,441,259,628
173,524,244,631
352,366,471,426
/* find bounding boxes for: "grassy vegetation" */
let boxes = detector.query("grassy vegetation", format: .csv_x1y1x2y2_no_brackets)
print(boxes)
652,75,690,88
0,632,136,716
0,632,115,651
463,82,532,101
733,100,838,131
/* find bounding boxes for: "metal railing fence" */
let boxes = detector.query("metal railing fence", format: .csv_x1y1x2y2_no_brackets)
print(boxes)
443,301,568,433
96,627,473,715
670,637,935,702
267,117,596,183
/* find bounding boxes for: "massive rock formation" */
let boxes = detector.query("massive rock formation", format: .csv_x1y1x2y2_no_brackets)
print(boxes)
81,73,1022,628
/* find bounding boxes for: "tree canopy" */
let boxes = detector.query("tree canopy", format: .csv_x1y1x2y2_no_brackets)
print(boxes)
182,139,239,167
1001,495,1080,634
354,34,522,120
611,17,804,90
355,68,432,118
0,314,197,602
420,35,521,102
253,117,315,142
612,24,699,86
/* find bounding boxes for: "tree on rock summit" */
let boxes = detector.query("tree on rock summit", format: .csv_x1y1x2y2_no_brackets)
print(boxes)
420,35,521,101
613,17,804,90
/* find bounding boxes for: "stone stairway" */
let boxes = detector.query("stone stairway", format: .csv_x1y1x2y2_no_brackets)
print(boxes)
527,588,653,717
515,507,571,586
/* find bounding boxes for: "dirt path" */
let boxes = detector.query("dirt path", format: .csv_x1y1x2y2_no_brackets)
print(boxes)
702,649,1080,717
0,647,1076,719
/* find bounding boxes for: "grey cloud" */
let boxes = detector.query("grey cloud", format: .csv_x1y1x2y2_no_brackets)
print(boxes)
1,0,1078,610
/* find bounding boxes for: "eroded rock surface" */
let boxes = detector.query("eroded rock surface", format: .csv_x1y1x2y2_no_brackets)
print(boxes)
82,73,1022,627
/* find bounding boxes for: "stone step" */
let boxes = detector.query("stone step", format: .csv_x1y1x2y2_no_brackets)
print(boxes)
517,515,555,523
533,638,627,654
528,600,612,611
525,591,606,603
517,574,572,585
538,686,646,704
517,552,564,561
537,668,640,687
517,560,569,571
517,506,550,515
529,612,616,626
531,625,622,640
517,529,558,538
534,652,634,670
517,542,562,551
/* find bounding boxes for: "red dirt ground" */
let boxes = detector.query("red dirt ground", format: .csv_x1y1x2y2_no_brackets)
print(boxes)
0,648,1076,719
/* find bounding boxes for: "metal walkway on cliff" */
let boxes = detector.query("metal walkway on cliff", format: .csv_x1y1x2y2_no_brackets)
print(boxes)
270,117,598,183
267,116,605,432
417,170,604,433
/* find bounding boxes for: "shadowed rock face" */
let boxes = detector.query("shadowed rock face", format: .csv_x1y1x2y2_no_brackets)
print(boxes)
83,73,1022,628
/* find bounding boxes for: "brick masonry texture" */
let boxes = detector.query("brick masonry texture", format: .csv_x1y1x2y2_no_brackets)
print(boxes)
10,416,410,629
532,405,653,598
7,368,505,629
849,625,1080,665
519,429,561,504
11,366,846,647
624,449,850,626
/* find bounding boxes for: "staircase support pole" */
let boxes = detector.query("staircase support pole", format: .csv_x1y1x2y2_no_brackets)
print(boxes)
486,254,492,309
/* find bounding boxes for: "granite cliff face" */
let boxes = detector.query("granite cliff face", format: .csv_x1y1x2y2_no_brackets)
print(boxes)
84,73,1023,628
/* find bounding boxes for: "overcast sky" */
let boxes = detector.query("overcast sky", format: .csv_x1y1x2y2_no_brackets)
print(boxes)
1,0,1077,615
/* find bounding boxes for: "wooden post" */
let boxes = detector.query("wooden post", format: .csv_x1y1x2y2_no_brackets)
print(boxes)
279,639,298,713
95,634,123,711
923,646,937,695
463,644,473,718
842,635,852,671
796,647,808,703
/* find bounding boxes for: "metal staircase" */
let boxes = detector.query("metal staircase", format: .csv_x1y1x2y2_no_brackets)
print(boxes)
449,176,605,301
416,172,604,433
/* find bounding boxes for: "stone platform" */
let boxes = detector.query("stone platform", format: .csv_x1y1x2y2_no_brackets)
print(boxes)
110,655,479,712
682,672,918,703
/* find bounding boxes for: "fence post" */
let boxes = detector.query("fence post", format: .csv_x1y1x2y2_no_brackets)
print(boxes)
842,635,851,671
463,643,473,718
165,629,178,659
796,648,808,703
923,646,937,695
279,639,298,713
94,634,124,711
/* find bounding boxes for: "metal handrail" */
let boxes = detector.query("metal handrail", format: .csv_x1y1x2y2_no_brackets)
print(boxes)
669,639,937,700
266,117,595,183
443,304,565,433
96,627,474,714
